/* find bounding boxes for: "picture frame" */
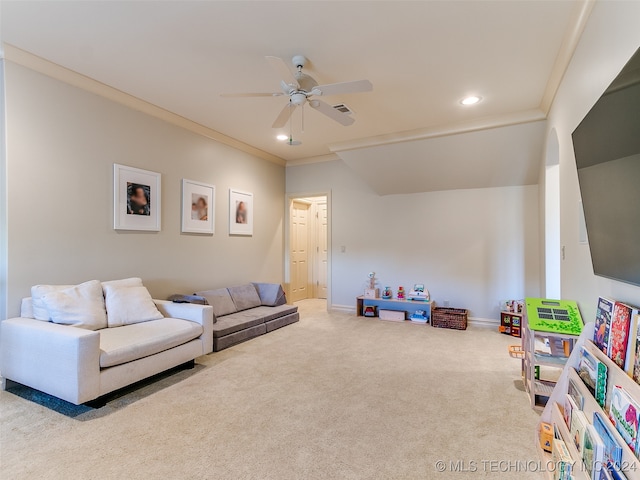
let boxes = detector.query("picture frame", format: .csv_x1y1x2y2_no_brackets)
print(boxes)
113,163,161,231
229,188,253,236
181,179,215,234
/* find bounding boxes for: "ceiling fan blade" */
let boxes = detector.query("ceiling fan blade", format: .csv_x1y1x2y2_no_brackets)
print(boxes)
309,99,355,126
266,56,300,89
272,102,297,128
220,92,283,98
312,79,373,97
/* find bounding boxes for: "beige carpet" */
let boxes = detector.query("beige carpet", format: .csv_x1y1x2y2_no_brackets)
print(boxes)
1,300,543,479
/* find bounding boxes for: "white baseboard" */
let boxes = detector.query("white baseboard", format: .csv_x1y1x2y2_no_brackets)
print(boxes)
468,317,500,328
330,304,356,314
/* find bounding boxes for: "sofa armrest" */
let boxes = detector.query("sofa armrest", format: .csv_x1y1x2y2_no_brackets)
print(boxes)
0,317,101,405
154,300,214,354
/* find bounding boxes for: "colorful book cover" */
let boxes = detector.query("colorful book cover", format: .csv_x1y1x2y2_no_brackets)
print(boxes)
595,297,615,356
571,408,589,456
564,394,577,428
610,302,637,368
593,412,623,469
583,424,605,479
578,348,608,407
606,461,628,480
568,376,585,410
552,438,574,480
627,313,640,382
609,385,640,453
599,466,614,480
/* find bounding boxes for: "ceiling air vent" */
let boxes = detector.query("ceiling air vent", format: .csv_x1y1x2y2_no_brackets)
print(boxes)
332,103,353,114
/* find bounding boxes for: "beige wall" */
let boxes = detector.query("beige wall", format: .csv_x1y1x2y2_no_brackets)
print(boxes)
3,62,285,318
543,0,640,320
287,160,540,320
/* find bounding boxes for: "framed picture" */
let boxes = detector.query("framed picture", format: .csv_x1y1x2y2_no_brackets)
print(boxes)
113,163,161,231
229,188,253,236
181,179,215,234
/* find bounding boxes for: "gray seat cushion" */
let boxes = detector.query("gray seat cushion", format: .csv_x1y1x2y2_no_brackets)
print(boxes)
212,310,266,337
195,288,237,318
99,318,203,368
214,324,267,351
211,304,298,337
227,284,261,312
247,305,298,323
265,311,299,332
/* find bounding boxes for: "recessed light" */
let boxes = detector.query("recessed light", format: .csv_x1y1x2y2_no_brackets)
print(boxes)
461,96,482,106
276,134,288,141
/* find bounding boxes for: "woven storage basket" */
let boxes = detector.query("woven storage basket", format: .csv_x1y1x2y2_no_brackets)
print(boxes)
432,307,468,330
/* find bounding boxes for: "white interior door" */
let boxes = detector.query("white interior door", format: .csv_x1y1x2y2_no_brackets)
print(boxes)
290,201,310,302
316,201,328,299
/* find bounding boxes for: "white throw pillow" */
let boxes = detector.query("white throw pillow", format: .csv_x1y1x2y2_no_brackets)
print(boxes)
31,284,75,321
104,285,164,327
101,277,143,296
40,280,108,330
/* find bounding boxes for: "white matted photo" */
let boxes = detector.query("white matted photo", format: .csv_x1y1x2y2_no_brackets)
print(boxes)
113,163,161,231
229,188,253,236
182,179,215,234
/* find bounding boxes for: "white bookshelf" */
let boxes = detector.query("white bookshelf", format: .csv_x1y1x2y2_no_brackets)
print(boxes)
537,325,640,480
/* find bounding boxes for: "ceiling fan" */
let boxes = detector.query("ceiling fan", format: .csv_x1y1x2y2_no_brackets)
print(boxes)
221,55,372,128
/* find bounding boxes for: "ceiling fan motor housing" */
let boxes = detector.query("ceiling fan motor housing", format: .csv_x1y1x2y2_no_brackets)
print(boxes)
291,93,307,105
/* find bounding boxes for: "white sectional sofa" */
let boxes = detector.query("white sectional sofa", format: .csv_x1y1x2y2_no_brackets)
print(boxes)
0,279,213,405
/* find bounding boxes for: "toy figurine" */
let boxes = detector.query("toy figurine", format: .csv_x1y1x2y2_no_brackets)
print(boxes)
382,286,392,299
397,286,405,300
364,272,379,298
368,272,376,290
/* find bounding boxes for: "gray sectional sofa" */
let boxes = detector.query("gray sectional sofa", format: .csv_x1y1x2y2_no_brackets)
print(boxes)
189,283,299,351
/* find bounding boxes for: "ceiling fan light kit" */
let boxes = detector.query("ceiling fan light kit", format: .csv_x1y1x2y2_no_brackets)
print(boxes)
222,54,373,131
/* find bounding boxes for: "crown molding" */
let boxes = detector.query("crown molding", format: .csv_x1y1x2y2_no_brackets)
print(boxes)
286,153,341,167
539,0,596,114
328,109,546,153
3,44,286,166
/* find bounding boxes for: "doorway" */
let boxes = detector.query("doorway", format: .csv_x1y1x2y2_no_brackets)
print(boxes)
287,195,329,306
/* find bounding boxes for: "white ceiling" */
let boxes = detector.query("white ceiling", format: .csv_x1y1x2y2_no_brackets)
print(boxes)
1,0,592,193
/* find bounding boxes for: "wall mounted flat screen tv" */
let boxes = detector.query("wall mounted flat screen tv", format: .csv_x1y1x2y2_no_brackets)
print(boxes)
572,47,640,287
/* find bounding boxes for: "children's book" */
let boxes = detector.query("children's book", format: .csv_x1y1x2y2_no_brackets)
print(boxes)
569,375,585,410
599,467,614,480
552,438,574,480
610,302,637,368
564,394,577,428
606,461,628,480
593,412,623,470
579,347,608,407
583,424,605,479
571,408,589,456
609,385,640,453
594,297,615,356
627,313,640,382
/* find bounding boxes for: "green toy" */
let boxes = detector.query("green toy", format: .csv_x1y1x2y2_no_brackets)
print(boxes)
525,297,583,335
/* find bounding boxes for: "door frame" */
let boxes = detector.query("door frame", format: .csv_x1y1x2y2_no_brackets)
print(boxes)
284,191,331,310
